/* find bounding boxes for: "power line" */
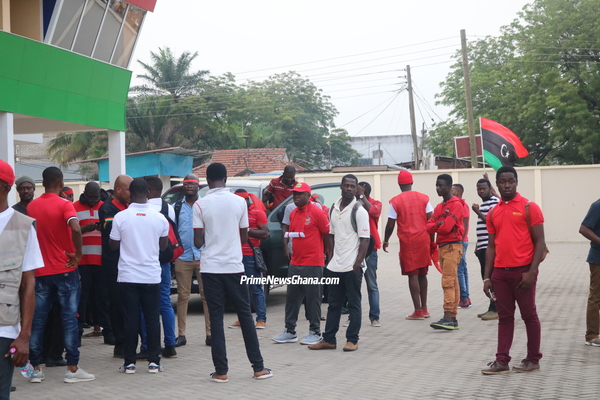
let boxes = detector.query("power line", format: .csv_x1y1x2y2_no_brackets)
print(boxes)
338,89,405,128
352,92,402,136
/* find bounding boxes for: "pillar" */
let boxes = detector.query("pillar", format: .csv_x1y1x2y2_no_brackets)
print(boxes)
108,130,126,187
0,112,15,206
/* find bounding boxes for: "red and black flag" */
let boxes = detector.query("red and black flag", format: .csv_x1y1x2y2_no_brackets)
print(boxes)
480,118,529,170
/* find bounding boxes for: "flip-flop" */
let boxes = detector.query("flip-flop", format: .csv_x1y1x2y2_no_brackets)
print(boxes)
253,368,273,380
209,373,228,383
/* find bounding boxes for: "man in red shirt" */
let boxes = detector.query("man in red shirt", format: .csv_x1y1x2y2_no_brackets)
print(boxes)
481,166,545,375
273,182,330,346
383,170,433,320
229,189,269,329
74,182,104,339
357,182,382,327
263,166,297,210
27,167,95,383
426,174,464,331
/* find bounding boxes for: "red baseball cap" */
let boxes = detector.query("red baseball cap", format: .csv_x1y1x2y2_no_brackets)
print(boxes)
398,170,413,185
291,182,311,193
0,160,15,186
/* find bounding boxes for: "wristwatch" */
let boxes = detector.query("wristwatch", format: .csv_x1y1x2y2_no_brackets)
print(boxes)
359,195,364,200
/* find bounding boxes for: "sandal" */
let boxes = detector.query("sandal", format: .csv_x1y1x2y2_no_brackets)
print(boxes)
253,368,273,380
209,372,228,383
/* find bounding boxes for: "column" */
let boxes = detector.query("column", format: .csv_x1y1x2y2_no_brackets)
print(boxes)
108,130,126,186
0,112,15,206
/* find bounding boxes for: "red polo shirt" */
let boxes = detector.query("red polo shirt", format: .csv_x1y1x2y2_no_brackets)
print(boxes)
242,207,268,256
486,193,544,268
366,197,382,249
266,176,297,208
74,200,103,266
289,202,330,266
28,193,78,277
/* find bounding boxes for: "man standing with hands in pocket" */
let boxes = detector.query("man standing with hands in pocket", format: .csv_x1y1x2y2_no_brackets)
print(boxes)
481,166,546,375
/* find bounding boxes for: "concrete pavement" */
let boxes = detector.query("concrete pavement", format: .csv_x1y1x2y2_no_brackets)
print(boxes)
10,242,600,399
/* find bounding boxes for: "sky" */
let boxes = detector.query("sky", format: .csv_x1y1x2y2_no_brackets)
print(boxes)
130,0,532,140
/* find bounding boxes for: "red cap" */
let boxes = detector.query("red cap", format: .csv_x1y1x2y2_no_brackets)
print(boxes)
398,170,413,185
291,182,311,193
0,160,15,186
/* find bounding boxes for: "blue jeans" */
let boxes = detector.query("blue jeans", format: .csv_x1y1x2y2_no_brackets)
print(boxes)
141,263,176,347
364,251,380,321
0,337,13,400
201,273,264,375
324,269,363,345
30,270,81,367
457,242,470,299
243,255,267,322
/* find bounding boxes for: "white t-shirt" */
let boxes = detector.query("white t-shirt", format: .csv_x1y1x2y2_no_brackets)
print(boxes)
110,203,169,284
327,197,370,273
0,208,44,339
147,197,176,221
387,201,434,219
193,187,248,274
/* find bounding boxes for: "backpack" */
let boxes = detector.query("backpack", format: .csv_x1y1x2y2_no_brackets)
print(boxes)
159,200,184,264
330,202,376,257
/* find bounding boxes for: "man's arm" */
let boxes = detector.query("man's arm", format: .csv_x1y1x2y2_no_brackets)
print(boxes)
282,224,290,260
472,203,486,222
352,238,370,274
194,228,205,249
250,223,269,239
159,236,168,251
8,270,35,367
462,216,470,239
580,224,600,246
67,218,82,268
483,233,496,297
517,224,545,291
109,239,120,251
239,228,248,244
383,218,395,253
81,222,97,234
326,233,335,261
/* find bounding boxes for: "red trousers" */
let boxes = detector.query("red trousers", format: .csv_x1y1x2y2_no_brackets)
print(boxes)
491,266,542,365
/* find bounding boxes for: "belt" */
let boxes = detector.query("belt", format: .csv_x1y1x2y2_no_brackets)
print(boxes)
500,264,530,270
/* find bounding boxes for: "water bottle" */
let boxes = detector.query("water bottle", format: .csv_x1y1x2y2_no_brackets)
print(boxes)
9,348,35,378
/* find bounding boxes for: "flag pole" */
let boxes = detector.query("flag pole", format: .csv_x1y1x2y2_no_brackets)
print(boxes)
480,117,486,174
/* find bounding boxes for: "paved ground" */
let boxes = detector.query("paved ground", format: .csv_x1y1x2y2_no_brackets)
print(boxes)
10,242,600,399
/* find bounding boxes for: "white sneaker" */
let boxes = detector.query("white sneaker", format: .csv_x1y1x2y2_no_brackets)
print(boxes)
371,320,381,327
64,367,96,383
148,362,164,373
272,330,298,343
119,363,136,374
30,368,44,383
300,332,323,345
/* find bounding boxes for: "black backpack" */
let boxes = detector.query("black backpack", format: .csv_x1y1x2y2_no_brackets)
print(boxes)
159,200,184,264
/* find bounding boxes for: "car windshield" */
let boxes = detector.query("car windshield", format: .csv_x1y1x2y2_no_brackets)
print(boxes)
198,185,262,198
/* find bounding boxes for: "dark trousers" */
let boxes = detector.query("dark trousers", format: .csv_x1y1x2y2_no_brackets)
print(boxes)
324,269,363,345
492,266,542,365
101,265,124,346
78,265,107,331
0,337,13,400
285,265,323,334
119,283,161,365
202,273,264,375
475,249,496,312
42,301,64,362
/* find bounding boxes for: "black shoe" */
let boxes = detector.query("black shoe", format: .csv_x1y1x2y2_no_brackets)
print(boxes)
136,349,148,361
162,345,177,358
103,333,116,345
174,335,187,347
10,386,16,392
113,345,124,358
205,336,212,347
45,357,67,367
82,322,91,329
430,318,459,330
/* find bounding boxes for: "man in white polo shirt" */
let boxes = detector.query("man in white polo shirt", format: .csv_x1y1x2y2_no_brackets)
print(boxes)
309,174,370,352
109,178,168,374
193,163,272,383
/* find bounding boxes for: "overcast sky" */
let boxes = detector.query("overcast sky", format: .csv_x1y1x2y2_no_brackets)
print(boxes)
130,0,532,140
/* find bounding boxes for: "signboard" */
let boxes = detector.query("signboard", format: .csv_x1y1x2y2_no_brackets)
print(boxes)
454,135,482,158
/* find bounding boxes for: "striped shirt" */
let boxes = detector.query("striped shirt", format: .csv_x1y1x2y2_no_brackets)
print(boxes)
476,196,499,250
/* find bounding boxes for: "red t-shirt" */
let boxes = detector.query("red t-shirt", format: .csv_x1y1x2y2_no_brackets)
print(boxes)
289,202,330,266
486,193,544,268
366,197,382,249
28,193,78,277
266,176,297,208
242,207,268,256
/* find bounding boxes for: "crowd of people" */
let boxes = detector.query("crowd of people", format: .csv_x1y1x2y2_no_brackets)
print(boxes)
3,157,600,398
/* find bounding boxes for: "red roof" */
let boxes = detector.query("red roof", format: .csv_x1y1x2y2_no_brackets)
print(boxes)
193,148,303,177
126,0,156,12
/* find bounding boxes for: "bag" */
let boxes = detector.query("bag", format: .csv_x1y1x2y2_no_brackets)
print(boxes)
247,239,268,274
330,202,376,257
159,201,184,264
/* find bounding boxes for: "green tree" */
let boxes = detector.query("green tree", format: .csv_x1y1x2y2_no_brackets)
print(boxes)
431,0,600,165
131,47,209,101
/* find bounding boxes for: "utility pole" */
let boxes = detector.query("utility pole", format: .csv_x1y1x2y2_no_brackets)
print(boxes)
378,142,381,165
460,29,478,168
406,65,419,170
